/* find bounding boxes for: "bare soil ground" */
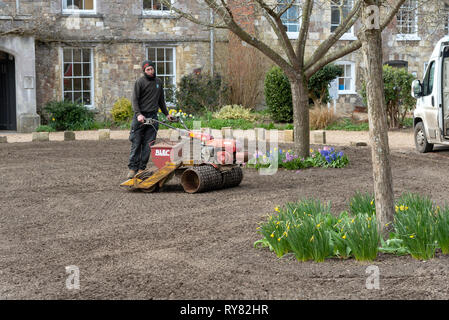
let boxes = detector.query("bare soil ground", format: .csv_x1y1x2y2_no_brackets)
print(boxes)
1,139,449,299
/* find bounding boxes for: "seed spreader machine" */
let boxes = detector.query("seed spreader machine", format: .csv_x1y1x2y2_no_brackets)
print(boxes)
120,116,248,193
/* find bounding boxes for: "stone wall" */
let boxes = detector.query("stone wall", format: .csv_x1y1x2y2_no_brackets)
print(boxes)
2,0,449,120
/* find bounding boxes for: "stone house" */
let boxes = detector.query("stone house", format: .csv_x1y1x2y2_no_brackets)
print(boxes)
0,0,448,132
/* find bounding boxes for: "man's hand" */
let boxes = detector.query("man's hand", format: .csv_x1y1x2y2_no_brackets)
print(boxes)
167,114,176,122
137,114,145,123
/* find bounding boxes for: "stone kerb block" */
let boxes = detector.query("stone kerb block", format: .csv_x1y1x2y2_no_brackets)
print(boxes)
221,127,233,139
98,129,110,140
255,128,266,141
64,131,76,141
313,130,326,144
0,136,7,143
283,130,294,142
32,132,49,142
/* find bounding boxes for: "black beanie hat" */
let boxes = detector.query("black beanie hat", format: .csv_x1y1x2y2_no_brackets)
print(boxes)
142,60,155,73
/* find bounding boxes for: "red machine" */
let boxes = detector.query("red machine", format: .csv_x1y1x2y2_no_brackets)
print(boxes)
120,117,248,193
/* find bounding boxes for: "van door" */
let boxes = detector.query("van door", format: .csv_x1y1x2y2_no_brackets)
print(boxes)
441,46,449,138
419,60,438,141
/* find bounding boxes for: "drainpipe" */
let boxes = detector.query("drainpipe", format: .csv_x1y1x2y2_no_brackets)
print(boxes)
16,0,20,15
210,8,214,77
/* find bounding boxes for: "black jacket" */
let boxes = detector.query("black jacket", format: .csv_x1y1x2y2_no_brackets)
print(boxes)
132,75,169,117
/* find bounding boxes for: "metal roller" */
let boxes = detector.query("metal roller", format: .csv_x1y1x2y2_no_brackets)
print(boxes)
180,165,223,193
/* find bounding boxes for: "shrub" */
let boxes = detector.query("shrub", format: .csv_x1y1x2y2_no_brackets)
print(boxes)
212,105,258,122
176,72,228,115
225,33,267,109
360,65,416,128
393,193,437,260
264,64,344,123
44,100,95,131
264,66,293,122
35,125,56,132
309,105,338,130
111,97,133,123
308,64,343,107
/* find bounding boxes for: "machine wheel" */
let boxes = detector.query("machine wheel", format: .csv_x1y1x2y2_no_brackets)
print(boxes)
221,166,243,189
180,165,223,193
414,122,433,153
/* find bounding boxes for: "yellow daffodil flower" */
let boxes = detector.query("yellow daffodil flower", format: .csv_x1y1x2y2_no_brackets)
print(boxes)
275,207,280,212
342,234,347,239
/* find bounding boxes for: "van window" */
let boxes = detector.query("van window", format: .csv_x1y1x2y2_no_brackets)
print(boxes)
422,61,435,96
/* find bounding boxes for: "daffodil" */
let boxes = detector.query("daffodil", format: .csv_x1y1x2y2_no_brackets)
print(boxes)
316,223,321,228
410,234,415,239
310,235,314,242
277,238,281,242
270,233,274,238
342,234,347,239
370,200,374,205
274,206,280,212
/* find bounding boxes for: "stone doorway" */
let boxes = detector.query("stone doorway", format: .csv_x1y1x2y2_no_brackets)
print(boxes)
0,51,17,130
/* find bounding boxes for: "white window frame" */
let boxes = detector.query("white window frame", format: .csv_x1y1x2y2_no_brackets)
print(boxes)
146,46,177,107
335,61,356,95
62,0,96,14
396,0,420,41
61,47,95,109
277,0,301,39
330,0,357,41
142,0,172,16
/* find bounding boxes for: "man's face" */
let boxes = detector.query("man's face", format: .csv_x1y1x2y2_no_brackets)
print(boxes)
145,66,155,76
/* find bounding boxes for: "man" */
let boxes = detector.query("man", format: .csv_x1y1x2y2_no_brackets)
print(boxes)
127,60,175,178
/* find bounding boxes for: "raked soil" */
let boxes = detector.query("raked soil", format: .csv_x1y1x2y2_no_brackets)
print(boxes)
1,138,449,299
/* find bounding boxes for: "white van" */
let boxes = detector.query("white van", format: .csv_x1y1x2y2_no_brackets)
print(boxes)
412,36,449,152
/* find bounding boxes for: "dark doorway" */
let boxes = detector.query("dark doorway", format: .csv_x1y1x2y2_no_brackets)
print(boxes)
0,51,16,130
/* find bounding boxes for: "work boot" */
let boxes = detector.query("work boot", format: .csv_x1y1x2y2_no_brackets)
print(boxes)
127,169,136,179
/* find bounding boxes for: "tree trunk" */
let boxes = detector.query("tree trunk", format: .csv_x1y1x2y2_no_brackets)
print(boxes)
360,1,395,237
290,74,310,158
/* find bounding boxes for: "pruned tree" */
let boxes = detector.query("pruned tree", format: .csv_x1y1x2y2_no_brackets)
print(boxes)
164,0,407,159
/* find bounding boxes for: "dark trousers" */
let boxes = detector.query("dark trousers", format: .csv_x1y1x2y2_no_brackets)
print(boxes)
128,113,159,171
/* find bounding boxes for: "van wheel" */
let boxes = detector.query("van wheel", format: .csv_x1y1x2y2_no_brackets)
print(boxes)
414,122,433,153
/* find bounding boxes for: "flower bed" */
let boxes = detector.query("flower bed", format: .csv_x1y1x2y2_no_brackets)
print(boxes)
255,193,449,262
246,146,349,170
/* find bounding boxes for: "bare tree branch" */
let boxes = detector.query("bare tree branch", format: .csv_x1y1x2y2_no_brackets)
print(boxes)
297,0,314,67
254,0,298,67
305,0,407,78
304,0,363,70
